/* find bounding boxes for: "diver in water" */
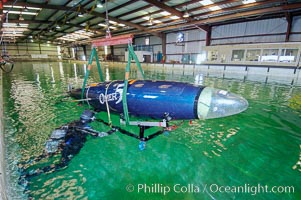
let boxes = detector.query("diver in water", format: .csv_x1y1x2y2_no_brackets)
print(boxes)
18,110,117,188
0,58,6,66
0,55,14,73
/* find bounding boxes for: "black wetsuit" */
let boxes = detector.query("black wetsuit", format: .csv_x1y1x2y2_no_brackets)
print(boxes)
18,121,97,187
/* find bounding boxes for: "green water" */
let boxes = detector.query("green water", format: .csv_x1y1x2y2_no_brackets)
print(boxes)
2,62,301,200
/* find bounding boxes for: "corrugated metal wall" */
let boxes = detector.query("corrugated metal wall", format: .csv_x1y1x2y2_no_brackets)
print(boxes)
291,15,301,42
133,15,301,63
4,42,58,57
211,18,288,45
165,29,206,62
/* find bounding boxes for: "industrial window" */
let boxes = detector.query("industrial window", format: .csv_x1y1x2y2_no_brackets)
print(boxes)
246,49,261,61
279,49,298,62
231,50,245,61
261,49,279,62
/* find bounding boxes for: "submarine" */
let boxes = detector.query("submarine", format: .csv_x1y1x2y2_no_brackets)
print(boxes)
69,80,248,120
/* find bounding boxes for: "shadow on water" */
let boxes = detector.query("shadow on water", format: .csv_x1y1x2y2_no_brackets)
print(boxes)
2,61,301,199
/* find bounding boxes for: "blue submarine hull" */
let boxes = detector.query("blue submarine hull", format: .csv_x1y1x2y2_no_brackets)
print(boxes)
70,80,248,120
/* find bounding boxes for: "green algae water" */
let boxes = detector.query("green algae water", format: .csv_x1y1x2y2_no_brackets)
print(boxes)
2,62,301,200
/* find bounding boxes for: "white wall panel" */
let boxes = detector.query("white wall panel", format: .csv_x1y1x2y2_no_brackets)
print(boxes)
290,34,301,42
153,45,162,53
150,36,162,44
166,43,185,54
212,18,287,38
187,29,205,40
167,29,206,43
211,35,286,45
292,16,301,32
186,41,201,53
134,37,145,44
166,32,178,43
211,18,288,45
246,18,287,35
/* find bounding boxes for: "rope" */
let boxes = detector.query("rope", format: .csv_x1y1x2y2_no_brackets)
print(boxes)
122,48,132,125
105,0,111,38
104,81,113,127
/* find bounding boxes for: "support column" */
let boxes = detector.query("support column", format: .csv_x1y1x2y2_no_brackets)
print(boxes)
206,26,212,46
82,45,87,61
110,46,114,61
285,12,292,42
195,25,211,46
161,33,166,62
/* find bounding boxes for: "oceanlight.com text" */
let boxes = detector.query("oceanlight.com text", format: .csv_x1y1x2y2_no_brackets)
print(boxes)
125,183,295,196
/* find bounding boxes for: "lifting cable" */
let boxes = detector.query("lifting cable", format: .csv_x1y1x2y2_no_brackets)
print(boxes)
80,0,145,126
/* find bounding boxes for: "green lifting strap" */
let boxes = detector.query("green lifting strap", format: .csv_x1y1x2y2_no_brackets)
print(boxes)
129,44,145,79
122,44,145,125
81,47,104,101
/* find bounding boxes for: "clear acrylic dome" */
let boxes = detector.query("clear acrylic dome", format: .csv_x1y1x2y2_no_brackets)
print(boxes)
197,87,248,119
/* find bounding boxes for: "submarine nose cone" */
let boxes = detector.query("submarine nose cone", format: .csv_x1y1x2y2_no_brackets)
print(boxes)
197,87,248,119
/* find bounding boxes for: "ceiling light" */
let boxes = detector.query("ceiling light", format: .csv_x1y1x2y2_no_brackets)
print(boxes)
242,0,256,4
199,0,213,6
3,23,28,28
109,20,117,24
170,16,180,20
3,5,41,10
209,5,221,11
183,9,190,18
149,17,153,25
3,10,39,15
160,11,171,16
1,28,28,32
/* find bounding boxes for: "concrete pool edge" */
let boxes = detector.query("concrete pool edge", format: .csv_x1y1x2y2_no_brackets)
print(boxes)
0,70,8,200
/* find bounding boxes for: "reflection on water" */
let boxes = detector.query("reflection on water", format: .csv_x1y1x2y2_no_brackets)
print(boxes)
2,62,301,200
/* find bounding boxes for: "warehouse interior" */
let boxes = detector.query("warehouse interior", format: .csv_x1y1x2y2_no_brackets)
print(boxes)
1,0,301,65
1,1,301,200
